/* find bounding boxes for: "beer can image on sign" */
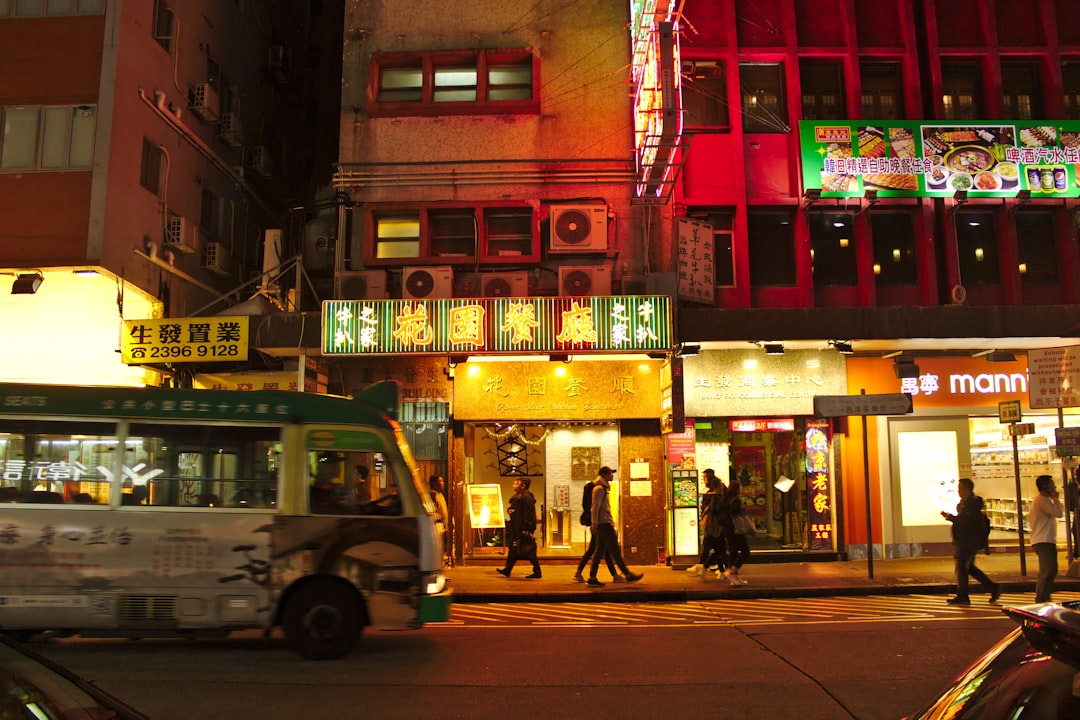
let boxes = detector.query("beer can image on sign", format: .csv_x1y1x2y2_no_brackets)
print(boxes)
1027,166,1041,189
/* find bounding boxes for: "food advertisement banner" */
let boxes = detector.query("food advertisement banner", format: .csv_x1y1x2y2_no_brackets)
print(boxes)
800,120,1080,198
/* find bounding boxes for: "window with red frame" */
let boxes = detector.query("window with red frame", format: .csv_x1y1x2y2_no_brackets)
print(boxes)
369,50,538,116
369,205,537,263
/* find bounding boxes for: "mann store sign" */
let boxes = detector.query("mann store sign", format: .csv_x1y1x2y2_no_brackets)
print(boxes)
800,120,1080,198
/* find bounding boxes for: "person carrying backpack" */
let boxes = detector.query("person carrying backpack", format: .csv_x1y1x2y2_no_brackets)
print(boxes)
941,477,1000,605
573,473,621,583
585,466,644,587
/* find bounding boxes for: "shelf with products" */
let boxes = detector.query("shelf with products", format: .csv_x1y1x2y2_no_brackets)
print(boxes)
985,496,1032,532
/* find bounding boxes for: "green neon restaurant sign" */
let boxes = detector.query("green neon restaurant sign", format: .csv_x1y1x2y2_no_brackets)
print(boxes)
322,295,672,356
800,119,1080,198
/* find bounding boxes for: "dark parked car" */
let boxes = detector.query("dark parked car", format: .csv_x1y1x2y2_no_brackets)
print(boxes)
907,600,1080,719
0,633,147,719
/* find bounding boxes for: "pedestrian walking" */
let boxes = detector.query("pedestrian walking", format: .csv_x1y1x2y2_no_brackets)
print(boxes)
1029,474,1064,603
941,477,1000,605
429,474,449,558
496,478,541,579
722,479,750,585
573,472,623,583
586,466,643,587
688,469,727,579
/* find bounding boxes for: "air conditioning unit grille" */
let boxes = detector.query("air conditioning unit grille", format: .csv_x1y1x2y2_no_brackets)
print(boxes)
481,272,528,297
548,205,608,253
402,266,453,300
559,264,611,296
338,270,388,300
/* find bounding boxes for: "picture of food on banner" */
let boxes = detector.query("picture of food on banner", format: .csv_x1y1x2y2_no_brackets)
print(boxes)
857,126,886,158
920,125,1017,194
819,138,857,193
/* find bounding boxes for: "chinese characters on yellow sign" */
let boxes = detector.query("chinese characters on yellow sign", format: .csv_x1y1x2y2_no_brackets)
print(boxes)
121,317,249,364
454,360,662,421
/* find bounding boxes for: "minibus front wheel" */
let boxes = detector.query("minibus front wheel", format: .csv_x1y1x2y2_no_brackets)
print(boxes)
281,578,365,660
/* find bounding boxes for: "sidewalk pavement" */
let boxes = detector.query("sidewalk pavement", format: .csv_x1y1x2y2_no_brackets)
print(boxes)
446,551,1080,604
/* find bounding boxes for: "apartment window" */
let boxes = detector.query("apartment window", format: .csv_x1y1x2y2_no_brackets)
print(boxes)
748,210,796,285
483,208,533,258
0,104,96,171
955,212,999,285
800,60,846,120
378,63,423,103
1062,60,1080,120
682,60,729,128
687,209,735,285
375,213,421,259
370,50,537,117
0,0,103,16
860,62,903,119
740,63,788,133
809,213,857,286
152,0,175,52
433,64,477,103
429,209,476,257
1015,211,1059,285
200,189,224,241
487,58,532,101
870,212,917,285
941,61,984,120
1001,61,1042,120
140,139,163,196
370,205,537,263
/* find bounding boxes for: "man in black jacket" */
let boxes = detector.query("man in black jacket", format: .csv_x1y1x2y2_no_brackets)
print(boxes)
941,477,1000,605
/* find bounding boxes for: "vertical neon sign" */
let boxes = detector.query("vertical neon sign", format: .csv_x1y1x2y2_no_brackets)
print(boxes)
630,1,683,199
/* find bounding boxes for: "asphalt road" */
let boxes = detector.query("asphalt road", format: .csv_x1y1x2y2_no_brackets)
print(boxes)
31,593,1032,720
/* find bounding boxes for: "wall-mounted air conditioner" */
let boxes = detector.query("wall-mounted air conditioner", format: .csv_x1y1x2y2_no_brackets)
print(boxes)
251,146,273,178
481,271,529,298
217,112,243,147
190,83,220,122
559,263,612,296
548,204,608,253
202,242,231,275
337,270,388,300
164,217,198,254
402,266,453,300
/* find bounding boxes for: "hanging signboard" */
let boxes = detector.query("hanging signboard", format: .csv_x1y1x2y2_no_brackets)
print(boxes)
323,295,671,356
677,217,714,304
121,316,249,364
800,120,1080,198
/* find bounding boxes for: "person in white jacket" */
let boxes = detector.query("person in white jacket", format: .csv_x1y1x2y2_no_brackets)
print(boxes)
1028,474,1064,603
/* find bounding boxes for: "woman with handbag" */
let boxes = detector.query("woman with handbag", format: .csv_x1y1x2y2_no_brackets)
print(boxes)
722,480,752,585
496,477,542,579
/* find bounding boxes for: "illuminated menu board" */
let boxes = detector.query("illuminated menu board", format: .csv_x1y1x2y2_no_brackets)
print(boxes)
321,295,672,356
801,119,1080,198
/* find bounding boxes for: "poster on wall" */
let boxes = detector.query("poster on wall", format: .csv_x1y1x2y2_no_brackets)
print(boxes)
732,446,767,521
571,447,602,482
466,484,506,529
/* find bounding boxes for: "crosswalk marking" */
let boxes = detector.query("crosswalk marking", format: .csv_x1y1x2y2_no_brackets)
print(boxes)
441,591,1080,628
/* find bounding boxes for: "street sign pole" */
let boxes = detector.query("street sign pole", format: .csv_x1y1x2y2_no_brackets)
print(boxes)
861,390,874,579
1011,425,1027,575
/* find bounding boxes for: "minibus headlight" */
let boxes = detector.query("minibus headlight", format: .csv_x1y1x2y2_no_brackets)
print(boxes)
423,572,446,595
